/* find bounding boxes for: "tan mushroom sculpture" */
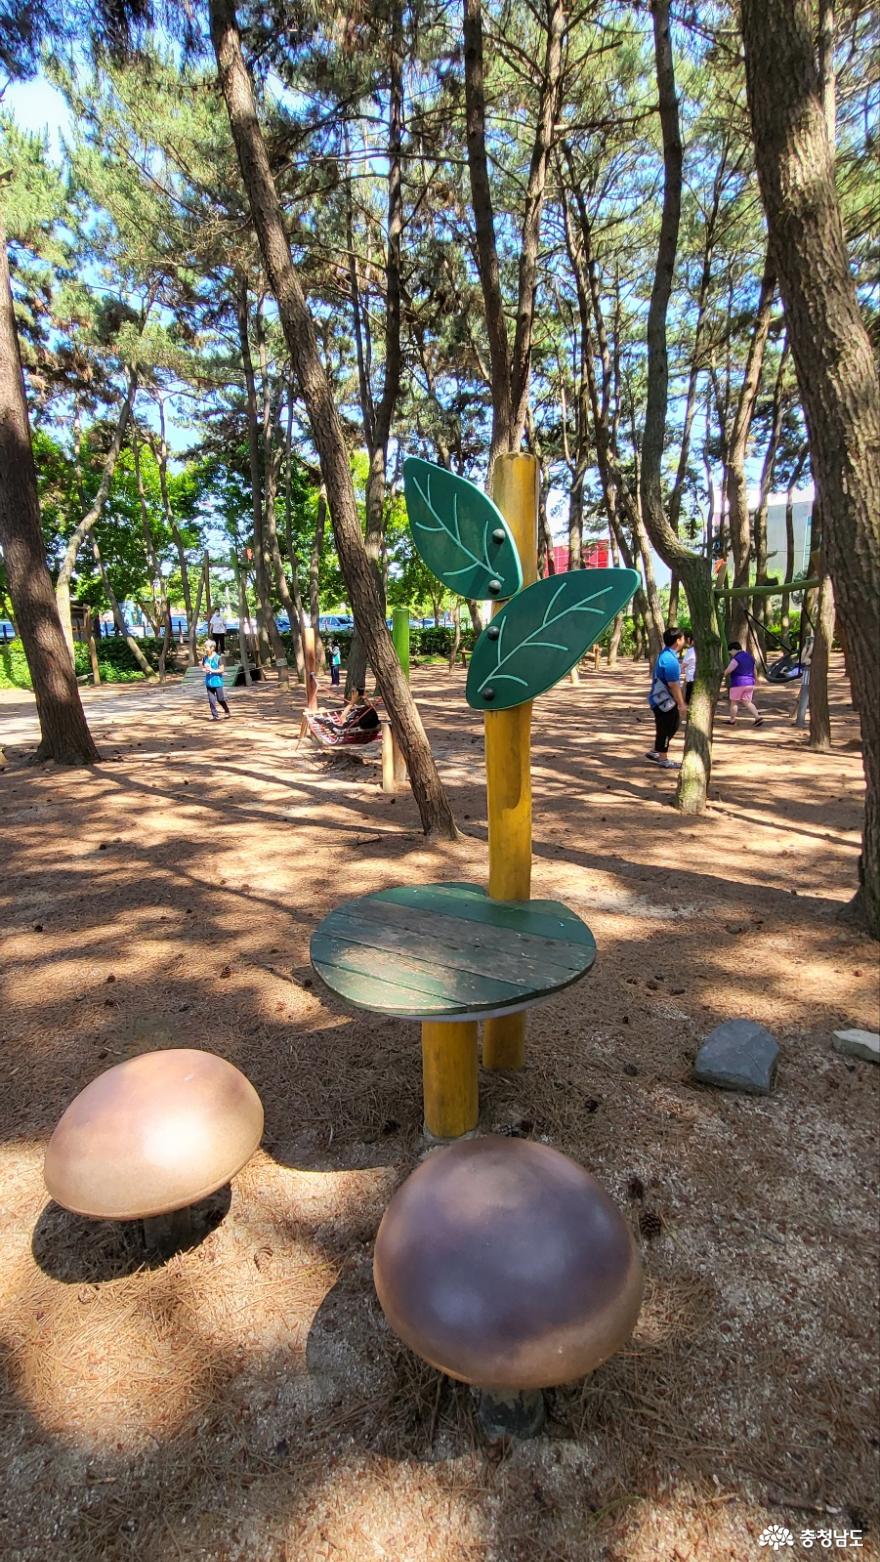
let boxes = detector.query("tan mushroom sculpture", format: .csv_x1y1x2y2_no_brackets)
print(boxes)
373,1135,643,1437
44,1049,264,1247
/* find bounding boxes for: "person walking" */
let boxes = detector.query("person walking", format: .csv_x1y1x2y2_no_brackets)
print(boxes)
202,639,231,721
329,641,341,687
724,641,763,726
209,607,226,653
646,627,687,768
681,630,696,705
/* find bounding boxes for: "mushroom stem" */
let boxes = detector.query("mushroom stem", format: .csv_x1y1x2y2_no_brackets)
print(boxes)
142,1206,194,1254
476,1387,546,1441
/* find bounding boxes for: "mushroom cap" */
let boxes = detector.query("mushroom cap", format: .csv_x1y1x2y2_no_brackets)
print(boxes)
44,1049,264,1219
373,1135,642,1390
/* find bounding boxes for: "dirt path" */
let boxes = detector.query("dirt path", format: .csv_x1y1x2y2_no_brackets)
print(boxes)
1,657,877,1562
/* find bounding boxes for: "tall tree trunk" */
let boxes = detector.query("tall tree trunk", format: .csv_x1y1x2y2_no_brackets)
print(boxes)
210,0,457,837
92,538,153,676
281,397,306,682
560,176,665,656
190,562,206,666
809,566,834,752
741,0,880,934
309,487,326,674
231,550,252,685
55,366,138,661
157,396,194,662
567,474,583,570
639,0,725,814
0,225,99,763
752,338,789,643
84,606,101,685
464,0,564,471
726,254,775,645
346,14,404,693
238,286,288,682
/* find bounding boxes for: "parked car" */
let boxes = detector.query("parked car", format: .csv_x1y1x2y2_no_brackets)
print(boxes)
0,618,16,642
319,614,354,632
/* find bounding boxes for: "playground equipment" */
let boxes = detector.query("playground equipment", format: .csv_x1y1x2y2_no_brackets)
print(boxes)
312,881,596,1138
298,701,382,751
373,1135,643,1437
44,1049,263,1246
311,453,637,1137
385,607,410,790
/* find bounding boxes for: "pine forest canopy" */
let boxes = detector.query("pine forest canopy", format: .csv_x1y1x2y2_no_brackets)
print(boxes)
0,0,877,916
2,1,875,625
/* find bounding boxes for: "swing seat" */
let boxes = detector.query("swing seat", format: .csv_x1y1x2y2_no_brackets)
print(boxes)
298,704,382,749
766,653,803,683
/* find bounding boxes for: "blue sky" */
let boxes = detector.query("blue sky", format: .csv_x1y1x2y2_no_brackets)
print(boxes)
4,74,72,148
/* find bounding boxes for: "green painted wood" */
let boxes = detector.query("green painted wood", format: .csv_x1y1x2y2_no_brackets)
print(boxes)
311,936,526,1009
466,568,640,711
392,608,410,680
375,881,596,946
324,906,586,984
310,881,596,1021
403,457,523,603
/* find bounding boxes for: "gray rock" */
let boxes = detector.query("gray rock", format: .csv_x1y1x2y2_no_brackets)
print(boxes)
693,1019,779,1095
833,1029,880,1065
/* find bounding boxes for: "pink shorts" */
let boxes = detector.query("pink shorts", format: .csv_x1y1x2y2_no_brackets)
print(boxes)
730,684,756,702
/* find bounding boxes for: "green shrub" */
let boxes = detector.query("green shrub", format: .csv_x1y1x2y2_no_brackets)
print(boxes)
0,633,169,689
0,644,32,689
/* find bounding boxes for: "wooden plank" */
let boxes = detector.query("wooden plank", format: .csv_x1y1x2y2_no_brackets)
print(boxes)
374,882,595,947
317,908,579,989
313,960,474,1018
328,900,591,981
312,936,527,1009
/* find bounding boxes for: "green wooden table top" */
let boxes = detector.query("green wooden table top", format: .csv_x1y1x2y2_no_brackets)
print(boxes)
310,881,596,1021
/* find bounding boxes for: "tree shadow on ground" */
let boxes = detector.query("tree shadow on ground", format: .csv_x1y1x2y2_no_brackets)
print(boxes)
32,1187,232,1283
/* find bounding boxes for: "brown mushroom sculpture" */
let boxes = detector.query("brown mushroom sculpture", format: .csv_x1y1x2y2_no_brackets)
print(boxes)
373,1134,642,1437
44,1049,264,1247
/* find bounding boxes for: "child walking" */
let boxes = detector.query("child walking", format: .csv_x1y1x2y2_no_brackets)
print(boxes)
202,639,231,721
724,641,762,726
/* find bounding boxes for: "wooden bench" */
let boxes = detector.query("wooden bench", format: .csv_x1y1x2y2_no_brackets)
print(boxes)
311,881,595,1138
182,664,262,688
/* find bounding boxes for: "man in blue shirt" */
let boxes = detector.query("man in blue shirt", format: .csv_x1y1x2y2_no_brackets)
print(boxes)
646,627,687,768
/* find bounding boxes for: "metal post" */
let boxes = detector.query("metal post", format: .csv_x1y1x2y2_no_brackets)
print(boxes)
483,455,538,1072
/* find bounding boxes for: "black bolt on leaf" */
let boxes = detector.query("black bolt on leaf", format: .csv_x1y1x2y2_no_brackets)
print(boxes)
466,568,640,711
403,456,522,601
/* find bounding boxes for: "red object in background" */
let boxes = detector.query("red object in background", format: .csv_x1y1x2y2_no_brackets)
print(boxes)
550,541,610,573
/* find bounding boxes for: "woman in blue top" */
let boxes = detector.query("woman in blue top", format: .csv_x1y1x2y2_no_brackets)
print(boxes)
202,639,231,721
724,641,763,727
646,627,687,768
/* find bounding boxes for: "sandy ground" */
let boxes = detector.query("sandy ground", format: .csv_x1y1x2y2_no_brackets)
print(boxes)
0,657,877,1562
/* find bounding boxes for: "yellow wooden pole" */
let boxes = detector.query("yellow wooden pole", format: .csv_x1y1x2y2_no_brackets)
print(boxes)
482,453,538,1071
422,1020,479,1139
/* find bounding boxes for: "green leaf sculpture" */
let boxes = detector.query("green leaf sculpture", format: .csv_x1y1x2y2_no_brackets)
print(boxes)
466,568,640,710
403,456,523,602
